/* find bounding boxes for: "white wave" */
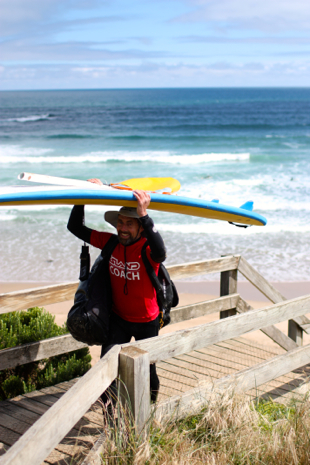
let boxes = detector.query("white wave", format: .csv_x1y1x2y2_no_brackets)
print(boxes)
0,204,72,212
179,172,310,212
0,150,250,165
0,212,17,221
0,145,53,161
6,114,53,123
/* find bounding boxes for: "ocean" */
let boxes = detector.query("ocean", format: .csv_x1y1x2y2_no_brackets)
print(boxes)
0,88,310,283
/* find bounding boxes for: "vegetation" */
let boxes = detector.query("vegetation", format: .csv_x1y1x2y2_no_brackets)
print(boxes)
98,390,310,465
0,307,91,400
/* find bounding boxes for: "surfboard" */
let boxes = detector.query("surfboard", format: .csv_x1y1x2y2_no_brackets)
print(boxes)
0,185,267,226
18,172,181,194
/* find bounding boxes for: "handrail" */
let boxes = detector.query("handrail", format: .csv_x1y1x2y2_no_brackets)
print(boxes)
1,255,310,465
0,294,240,371
0,346,121,465
0,334,87,371
126,294,310,363
168,255,240,280
238,256,310,338
0,281,78,315
155,342,310,421
0,255,240,315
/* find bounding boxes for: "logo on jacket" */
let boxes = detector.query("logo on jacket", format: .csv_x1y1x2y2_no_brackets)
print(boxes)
109,256,141,280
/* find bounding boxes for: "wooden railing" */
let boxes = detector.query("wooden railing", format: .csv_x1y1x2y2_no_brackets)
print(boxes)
1,255,310,465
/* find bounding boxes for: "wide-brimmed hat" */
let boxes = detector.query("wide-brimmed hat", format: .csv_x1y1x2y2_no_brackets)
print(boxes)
104,206,141,229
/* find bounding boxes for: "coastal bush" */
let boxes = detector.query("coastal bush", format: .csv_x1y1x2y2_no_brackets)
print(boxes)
0,307,91,400
98,391,310,464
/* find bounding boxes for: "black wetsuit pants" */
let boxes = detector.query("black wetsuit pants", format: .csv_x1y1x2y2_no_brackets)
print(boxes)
100,312,160,404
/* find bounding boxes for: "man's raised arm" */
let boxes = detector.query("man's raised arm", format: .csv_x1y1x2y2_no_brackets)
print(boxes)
134,190,166,263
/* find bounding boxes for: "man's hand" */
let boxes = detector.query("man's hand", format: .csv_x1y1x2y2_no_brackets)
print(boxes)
133,190,151,217
87,178,103,186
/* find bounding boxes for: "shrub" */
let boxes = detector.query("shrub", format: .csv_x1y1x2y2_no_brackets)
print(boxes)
0,307,91,400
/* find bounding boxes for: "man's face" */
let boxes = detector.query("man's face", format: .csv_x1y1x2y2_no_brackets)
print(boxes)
116,214,142,245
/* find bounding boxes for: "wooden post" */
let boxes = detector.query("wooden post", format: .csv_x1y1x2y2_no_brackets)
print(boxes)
288,320,303,346
220,257,237,319
119,346,150,434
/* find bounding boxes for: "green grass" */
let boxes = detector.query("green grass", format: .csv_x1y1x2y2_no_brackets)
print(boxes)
0,307,91,400
97,390,310,465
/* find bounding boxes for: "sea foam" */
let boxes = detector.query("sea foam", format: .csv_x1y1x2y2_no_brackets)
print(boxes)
5,114,54,123
0,149,250,165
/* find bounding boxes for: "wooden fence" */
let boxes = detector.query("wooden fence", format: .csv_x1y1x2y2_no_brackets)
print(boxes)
1,255,310,465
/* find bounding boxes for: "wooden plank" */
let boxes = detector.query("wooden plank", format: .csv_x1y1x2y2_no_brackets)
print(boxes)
43,447,72,465
0,412,30,436
0,393,100,462
220,266,238,318
81,433,106,465
214,340,282,363
162,357,231,381
159,359,204,381
170,352,299,395
0,403,39,426
236,297,298,351
169,294,239,324
238,256,310,335
0,345,120,465
22,390,60,407
9,396,49,416
0,424,21,447
129,294,310,364
222,337,284,357
203,345,305,395
167,255,240,280
0,334,87,371
157,364,200,386
288,319,303,346
0,282,78,315
238,257,286,302
178,351,248,373
155,342,310,421
0,257,239,315
157,373,191,393
119,346,150,434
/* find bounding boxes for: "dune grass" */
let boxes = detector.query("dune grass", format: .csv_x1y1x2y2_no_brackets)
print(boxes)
97,389,310,465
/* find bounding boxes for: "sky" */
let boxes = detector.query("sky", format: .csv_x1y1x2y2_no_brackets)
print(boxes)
1,0,310,90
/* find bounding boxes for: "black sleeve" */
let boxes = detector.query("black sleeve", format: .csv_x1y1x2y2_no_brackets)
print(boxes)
67,205,93,244
140,215,166,263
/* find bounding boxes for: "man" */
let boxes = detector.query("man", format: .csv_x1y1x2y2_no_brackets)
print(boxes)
67,185,166,403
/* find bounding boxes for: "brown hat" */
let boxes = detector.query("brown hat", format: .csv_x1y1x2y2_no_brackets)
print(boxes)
104,206,141,229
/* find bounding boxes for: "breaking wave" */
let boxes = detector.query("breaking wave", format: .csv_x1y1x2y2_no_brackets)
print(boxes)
0,149,250,165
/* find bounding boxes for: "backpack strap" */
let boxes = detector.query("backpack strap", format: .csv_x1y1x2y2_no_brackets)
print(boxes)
141,241,165,308
100,234,119,259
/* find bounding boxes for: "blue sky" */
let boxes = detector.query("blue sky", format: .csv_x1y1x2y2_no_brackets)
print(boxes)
1,0,310,89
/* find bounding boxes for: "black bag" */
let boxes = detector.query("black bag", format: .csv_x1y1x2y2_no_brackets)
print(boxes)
67,235,119,346
141,242,179,328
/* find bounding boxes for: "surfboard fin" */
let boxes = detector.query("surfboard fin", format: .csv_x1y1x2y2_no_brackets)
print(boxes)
239,201,254,211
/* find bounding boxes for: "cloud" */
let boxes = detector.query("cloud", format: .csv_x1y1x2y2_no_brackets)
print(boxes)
0,41,169,62
0,0,115,37
1,60,310,90
179,35,310,45
173,0,310,32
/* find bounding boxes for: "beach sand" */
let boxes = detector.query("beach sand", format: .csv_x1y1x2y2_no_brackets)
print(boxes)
1,280,310,365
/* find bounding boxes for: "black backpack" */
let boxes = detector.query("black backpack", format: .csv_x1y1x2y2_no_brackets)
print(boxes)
67,236,119,346
141,241,179,328
67,237,179,345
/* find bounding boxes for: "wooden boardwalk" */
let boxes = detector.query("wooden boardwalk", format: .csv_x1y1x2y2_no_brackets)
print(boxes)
1,336,310,465
2,256,310,465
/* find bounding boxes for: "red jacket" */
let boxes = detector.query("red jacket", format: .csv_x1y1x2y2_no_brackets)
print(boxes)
91,230,160,322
